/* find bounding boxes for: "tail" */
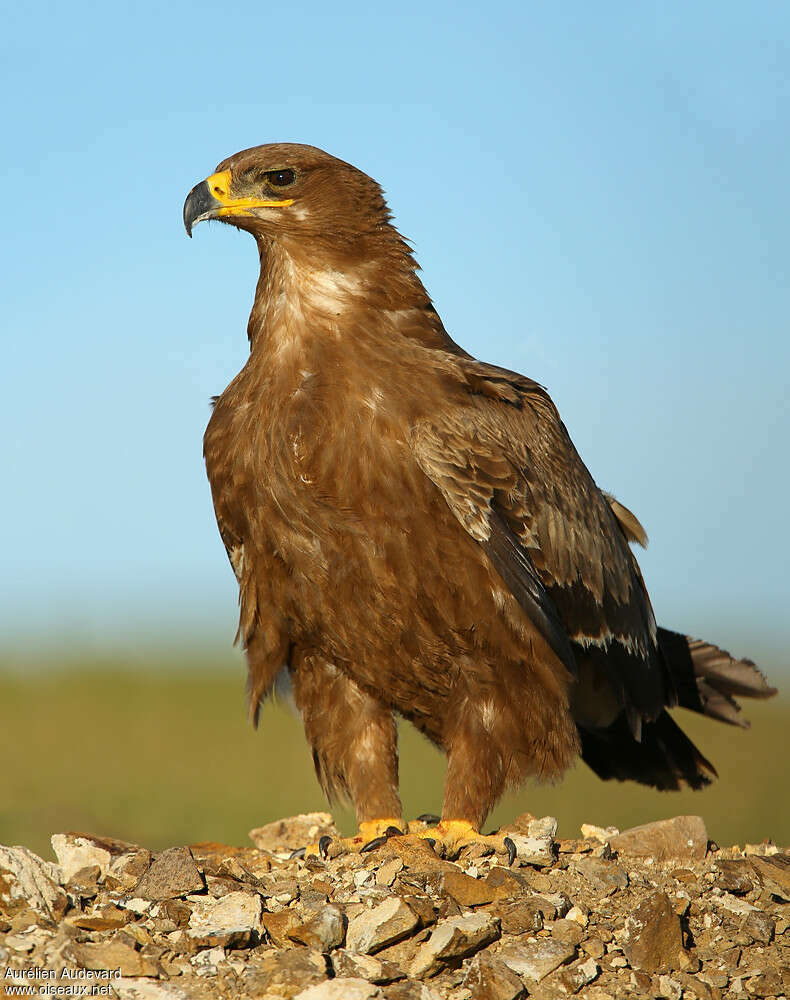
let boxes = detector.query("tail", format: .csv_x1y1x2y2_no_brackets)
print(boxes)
579,630,776,790
658,628,777,728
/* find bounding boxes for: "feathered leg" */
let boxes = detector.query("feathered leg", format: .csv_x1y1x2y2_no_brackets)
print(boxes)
290,652,403,849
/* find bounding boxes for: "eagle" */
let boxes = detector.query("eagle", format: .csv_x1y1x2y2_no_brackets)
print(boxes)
183,143,775,855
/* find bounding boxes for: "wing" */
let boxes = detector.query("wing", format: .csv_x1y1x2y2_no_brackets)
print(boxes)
410,358,670,731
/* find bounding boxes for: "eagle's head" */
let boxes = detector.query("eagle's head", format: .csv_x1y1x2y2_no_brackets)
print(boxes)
183,143,392,252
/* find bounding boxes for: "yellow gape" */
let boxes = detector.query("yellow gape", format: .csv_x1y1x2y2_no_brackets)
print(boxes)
205,169,294,218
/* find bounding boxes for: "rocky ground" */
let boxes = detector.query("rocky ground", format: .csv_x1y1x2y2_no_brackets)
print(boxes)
1,813,788,1000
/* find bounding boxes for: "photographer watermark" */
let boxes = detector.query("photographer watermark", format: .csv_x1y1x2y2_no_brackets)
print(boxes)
3,966,121,996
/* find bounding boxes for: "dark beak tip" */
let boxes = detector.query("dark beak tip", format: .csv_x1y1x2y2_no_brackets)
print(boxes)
183,179,218,239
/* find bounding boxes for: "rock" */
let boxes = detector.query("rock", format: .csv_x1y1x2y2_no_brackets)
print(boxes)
51,833,112,881
249,812,339,852
409,913,501,978
742,909,775,944
332,949,405,984
550,918,584,945
556,956,599,993
376,857,404,887
610,816,707,862
655,974,683,1000
384,983,444,1000
134,847,204,901
112,981,191,1000
262,908,301,946
439,869,496,907
187,889,262,933
243,948,328,997
68,901,132,930
347,897,420,954
71,939,160,977
622,892,685,972
290,904,346,951
748,854,790,900
484,867,529,900
713,859,755,894
581,824,619,842
498,939,577,982
463,951,526,1000
503,834,556,868
185,926,255,949
295,979,383,999
104,850,152,892
0,845,67,922
572,857,628,894
487,899,543,935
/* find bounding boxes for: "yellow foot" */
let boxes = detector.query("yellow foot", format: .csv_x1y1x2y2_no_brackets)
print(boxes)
295,818,404,860
413,819,517,864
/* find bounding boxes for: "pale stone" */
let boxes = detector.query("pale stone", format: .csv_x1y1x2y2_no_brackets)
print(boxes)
0,845,67,922
51,833,112,882
290,905,346,952
566,905,588,927
581,824,619,842
249,812,339,852
498,939,576,981
656,974,683,1000
409,913,500,978
187,889,262,932
376,857,403,887
504,834,555,868
713,891,758,915
462,950,526,1000
295,978,383,999
527,816,558,839
346,897,419,955
72,940,159,977
112,980,190,1000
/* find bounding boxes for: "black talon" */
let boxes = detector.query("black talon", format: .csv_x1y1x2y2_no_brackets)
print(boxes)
361,835,388,853
384,826,403,838
417,813,441,825
424,837,437,851
290,846,306,859
504,836,517,867
318,835,332,859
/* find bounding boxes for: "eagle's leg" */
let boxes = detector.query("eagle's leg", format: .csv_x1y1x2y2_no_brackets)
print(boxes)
290,654,403,854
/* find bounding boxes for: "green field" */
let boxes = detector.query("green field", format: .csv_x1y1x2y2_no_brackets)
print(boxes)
1,655,787,860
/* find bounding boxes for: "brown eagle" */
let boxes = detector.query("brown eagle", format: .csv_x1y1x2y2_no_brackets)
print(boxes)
183,143,775,854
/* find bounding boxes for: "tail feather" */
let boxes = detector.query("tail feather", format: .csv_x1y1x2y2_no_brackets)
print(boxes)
580,711,717,790
578,629,776,789
658,628,777,728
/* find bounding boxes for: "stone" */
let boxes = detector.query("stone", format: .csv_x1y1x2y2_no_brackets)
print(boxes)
748,854,790,900
742,909,775,944
498,939,576,982
295,979,383,999
572,857,628,894
187,889,262,933
439,869,496,907
332,949,405,984
610,816,707,861
622,892,685,973
713,860,755,894
503,834,556,868
104,850,152,892
249,812,339,852
290,904,346,952
463,951,526,1000
550,918,584,945
384,984,444,1000
68,901,132,930
71,939,160,977
484,867,529,900
556,956,599,993
409,913,500,978
243,948,328,998
112,981,191,1000
134,847,204,900
487,899,543,935
262,908,301,946
376,858,404,887
0,845,68,922
347,897,420,954
51,833,111,881
655,974,683,1000
581,824,619,842
185,926,255,949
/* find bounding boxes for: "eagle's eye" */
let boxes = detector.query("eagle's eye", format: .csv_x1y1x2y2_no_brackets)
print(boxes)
266,169,295,188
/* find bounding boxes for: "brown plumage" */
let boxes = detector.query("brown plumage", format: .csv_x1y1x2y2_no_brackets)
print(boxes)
183,143,776,835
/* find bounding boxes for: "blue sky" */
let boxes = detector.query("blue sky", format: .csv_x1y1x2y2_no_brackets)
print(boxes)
2,2,788,674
